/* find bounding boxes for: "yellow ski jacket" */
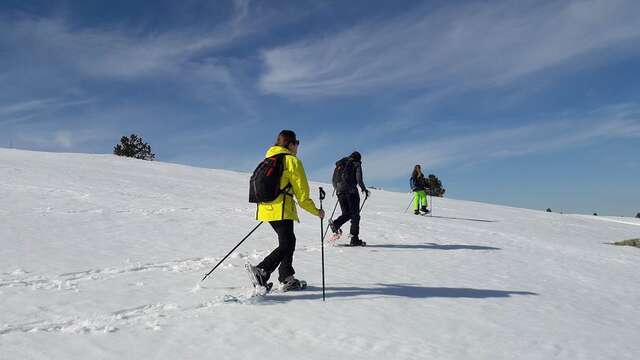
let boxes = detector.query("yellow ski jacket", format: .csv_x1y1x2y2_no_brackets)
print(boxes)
256,146,320,222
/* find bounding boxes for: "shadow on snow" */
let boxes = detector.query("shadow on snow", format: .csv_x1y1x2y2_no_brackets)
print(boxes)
265,283,537,303
426,215,497,223
365,243,501,250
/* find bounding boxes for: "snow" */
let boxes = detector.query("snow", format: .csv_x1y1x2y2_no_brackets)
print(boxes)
1,148,639,359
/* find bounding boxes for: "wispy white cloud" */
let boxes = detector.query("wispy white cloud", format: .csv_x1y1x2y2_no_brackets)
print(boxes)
354,104,640,182
0,98,95,124
17,129,105,150
0,3,273,133
0,99,57,116
1,15,252,79
260,0,640,98
0,1,317,82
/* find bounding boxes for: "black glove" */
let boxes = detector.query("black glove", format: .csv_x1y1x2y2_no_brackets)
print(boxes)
363,189,370,197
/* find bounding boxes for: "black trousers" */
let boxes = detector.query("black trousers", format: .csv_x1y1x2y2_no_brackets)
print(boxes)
258,220,296,283
333,192,360,237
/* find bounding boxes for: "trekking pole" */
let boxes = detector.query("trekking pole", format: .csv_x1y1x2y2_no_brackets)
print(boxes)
429,191,434,217
319,187,326,302
404,194,415,213
201,222,263,282
359,191,370,212
322,200,339,240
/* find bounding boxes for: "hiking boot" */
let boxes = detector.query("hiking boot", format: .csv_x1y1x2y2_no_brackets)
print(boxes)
414,209,420,215
280,275,307,292
420,206,429,213
349,236,366,247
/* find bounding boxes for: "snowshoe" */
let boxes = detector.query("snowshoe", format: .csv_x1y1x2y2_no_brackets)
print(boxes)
327,220,342,242
279,276,307,292
245,263,273,294
420,206,429,214
348,236,367,247
328,231,342,242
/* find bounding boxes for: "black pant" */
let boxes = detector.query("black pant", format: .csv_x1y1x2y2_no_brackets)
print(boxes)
258,220,296,283
333,192,360,237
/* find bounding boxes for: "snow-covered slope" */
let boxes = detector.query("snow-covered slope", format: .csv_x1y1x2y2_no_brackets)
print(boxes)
1,148,639,360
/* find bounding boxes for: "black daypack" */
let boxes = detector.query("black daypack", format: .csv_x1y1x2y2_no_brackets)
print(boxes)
249,153,287,203
332,157,356,192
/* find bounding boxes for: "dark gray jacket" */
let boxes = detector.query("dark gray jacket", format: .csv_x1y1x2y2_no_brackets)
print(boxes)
333,157,367,194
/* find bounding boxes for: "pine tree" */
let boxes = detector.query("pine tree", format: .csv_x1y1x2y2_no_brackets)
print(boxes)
113,134,155,161
636,212,640,219
426,174,446,197
546,208,552,212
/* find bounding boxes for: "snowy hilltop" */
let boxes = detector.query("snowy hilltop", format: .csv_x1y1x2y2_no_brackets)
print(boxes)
1,148,639,359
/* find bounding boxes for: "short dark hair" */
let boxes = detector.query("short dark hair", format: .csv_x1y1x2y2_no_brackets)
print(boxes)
275,130,297,147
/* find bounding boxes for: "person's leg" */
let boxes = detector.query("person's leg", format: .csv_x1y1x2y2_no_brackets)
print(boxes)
257,220,295,282
419,191,428,212
413,191,421,214
348,192,361,239
276,220,296,282
332,193,351,229
414,191,421,206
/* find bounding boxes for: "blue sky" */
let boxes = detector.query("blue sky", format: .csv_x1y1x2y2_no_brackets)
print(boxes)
1,0,639,216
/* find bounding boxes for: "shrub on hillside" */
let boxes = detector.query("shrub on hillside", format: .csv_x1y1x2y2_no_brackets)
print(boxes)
427,174,446,197
113,134,155,161
613,239,640,248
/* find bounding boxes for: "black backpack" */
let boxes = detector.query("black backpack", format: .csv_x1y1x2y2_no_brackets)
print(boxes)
249,153,287,203
332,157,356,192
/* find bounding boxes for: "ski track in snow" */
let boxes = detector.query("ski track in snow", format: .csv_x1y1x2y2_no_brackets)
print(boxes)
0,245,341,336
0,285,278,335
0,257,220,291
0,246,325,292
0,303,178,335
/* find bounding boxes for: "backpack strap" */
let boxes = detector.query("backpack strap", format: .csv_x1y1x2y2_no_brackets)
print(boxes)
277,153,293,196
281,182,293,220
279,154,293,220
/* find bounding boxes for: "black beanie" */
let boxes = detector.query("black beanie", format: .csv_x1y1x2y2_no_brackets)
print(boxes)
350,151,361,161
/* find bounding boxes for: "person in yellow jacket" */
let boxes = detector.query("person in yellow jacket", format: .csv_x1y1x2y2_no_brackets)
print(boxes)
248,130,325,291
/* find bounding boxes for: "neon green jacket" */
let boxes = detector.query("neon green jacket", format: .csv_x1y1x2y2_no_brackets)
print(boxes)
256,146,320,222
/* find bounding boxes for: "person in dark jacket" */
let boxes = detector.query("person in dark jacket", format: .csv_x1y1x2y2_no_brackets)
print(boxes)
410,164,430,215
328,151,369,246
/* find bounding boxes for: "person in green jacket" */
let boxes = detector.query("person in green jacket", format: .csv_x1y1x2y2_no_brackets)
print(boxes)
248,130,325,291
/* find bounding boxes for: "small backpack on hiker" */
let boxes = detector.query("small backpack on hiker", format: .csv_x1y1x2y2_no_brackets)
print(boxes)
332,157,358,194
249,153,288,203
